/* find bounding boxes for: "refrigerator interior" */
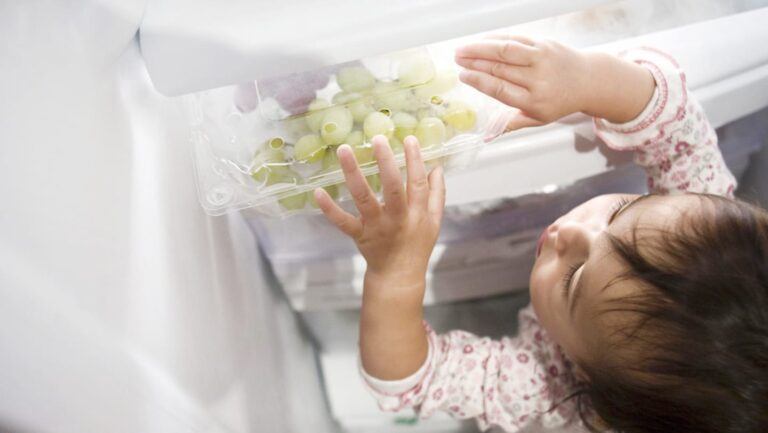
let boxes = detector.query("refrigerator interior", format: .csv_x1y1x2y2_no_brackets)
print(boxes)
1,1,768,433
241,3,768,432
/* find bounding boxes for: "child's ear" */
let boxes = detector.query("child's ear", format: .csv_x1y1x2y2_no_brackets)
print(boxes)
572,363,590,383
570,365,611,431
591,414,612,432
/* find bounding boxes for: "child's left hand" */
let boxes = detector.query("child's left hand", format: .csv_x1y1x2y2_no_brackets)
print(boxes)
455,35,656,132
455,35,592,132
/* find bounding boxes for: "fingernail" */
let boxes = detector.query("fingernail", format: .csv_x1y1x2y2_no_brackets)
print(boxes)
459,70,471,82
337,144,350,156
372,134,388,146
404,135,417,147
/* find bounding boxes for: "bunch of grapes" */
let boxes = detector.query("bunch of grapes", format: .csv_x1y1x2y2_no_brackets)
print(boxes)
249,55,479,211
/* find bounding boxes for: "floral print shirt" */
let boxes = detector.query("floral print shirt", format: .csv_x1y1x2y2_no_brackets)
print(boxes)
359,47,737,432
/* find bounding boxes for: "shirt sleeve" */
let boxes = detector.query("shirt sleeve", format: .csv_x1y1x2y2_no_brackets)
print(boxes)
593,47,737,198
359,306,579,432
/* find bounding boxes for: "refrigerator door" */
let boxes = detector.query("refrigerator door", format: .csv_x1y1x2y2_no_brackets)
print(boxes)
0,2,334,433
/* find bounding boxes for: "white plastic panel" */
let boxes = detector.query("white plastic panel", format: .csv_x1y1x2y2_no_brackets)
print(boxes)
139,0,614,95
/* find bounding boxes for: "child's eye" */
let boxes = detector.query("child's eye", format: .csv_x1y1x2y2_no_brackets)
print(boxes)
561,263,581,298
608,196,634,224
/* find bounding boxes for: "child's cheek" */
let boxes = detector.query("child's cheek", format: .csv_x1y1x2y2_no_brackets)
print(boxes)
529,265,553,321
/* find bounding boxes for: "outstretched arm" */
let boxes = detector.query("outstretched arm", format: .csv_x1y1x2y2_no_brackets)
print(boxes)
314,135,444,380
455,37,736,197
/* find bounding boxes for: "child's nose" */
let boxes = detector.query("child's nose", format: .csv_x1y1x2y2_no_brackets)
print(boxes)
554,221,598,258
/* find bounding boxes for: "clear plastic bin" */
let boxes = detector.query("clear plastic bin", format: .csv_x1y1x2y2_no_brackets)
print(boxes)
188,47,508,217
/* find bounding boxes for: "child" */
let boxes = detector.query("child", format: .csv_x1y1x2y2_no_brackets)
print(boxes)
312,36,768,433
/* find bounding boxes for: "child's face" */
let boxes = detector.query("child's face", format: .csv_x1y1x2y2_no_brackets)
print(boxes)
529,193,697,363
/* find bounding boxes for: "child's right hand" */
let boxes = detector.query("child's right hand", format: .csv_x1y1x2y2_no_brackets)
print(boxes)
314,135,445,291
316,135,442,379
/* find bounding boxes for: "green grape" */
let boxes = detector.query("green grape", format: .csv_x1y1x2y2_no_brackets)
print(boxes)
250,165,271,183
389,136,404,153
267,137,285,150
445,125,456,141
416,102,446,120
366,174,382,193
414,71,459,100
344,130,364,147
363,111,395,139
398,56,436,88
279,191,307,211
416,107,432,120
308,184,339,208
353,143,375,165
372,81,416,112
415,117,446,149
349,98,375,123
283,117,311,140
258,136,287,159
331,91,356,105
442,100,477,131
322,146,340,171
320,107,354,145
336,66,376,93
391,112,418,141
252,164,293,186
251,141,287,183
332,91,375,123
294,134,327,163
305,98,330,132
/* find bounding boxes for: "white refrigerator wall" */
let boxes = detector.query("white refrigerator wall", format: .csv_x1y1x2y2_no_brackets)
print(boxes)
0,1,334,433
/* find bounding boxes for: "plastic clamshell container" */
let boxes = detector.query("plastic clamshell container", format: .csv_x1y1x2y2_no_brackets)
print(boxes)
189,47,508,217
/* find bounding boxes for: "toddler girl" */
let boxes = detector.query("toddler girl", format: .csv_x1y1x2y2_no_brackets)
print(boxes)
312,36,768,433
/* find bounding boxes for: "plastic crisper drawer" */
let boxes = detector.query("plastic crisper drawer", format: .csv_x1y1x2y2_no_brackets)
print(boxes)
189,47,509,217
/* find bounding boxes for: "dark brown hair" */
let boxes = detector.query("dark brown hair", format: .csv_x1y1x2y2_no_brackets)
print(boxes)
574,194,768,433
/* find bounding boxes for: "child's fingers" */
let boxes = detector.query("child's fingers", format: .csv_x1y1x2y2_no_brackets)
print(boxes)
403,136,429,212
482,33,536,46
505,111,544,132
314,188,363,238
459,69,530,109
337,145,382,220
455,40,536,66
371,135,406,216
455,57,531,89
427,165,446,224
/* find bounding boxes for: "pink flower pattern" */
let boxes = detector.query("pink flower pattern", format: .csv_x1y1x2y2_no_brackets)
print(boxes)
595,47,736,198
361,47,737,432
